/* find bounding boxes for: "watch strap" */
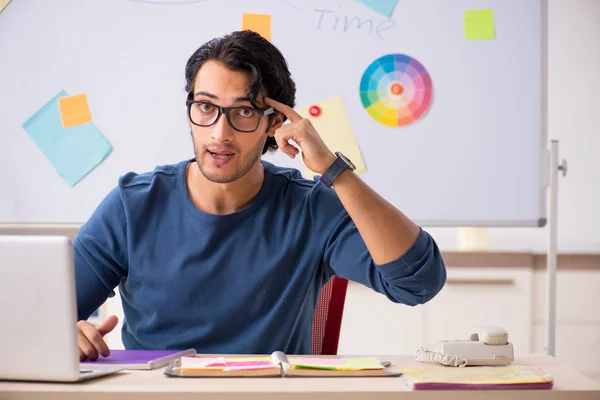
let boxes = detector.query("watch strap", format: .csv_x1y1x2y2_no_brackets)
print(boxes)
320,156,350,188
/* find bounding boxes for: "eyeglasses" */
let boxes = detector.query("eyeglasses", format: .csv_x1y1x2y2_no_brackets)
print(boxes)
186,100,275,133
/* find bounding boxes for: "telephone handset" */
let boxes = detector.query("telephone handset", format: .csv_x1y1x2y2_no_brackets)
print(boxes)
415,326,515,367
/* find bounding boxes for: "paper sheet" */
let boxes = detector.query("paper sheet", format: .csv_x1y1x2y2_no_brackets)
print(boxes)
356,0,399,18
464,9,495,40
242,13,272,41
21,90,112,187
297,96,366,179
0,0,11,13
59,93,92,128
402,366,553,385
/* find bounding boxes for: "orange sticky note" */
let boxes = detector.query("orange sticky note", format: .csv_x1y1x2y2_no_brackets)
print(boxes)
58,94,92,128
242,13,271,41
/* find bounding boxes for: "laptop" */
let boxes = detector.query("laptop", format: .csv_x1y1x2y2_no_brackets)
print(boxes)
0,235,125,382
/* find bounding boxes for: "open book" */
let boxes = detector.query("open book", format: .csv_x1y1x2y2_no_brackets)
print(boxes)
163,351,401,378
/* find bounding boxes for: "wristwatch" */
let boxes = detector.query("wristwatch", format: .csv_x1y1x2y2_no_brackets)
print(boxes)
320,152,356,188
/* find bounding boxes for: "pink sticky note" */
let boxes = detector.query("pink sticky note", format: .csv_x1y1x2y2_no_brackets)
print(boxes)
181,356,227,367
224,365,278,371
227,360,274,367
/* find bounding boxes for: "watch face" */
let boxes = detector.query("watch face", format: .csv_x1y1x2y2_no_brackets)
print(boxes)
336,152,356,171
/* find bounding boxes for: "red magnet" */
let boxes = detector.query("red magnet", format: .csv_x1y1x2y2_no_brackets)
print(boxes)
309,105,321,117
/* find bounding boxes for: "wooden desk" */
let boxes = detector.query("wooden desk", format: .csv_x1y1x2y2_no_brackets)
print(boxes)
1,355,599,399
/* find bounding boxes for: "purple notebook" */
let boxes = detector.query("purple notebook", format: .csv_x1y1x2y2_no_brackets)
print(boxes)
82,349,197,370
411,381,554,390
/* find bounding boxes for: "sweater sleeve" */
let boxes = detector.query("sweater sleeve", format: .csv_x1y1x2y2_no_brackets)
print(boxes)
309,182,446,306
73,185,129,320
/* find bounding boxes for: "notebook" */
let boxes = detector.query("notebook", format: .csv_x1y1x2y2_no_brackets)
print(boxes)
81,349,197,370
164,351,401,378
401,365,554,390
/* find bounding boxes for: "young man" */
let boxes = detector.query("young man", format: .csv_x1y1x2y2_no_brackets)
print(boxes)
75,30,446,361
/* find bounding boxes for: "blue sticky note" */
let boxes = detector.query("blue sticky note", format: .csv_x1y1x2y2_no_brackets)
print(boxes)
22,90,112,187
356,0,399,18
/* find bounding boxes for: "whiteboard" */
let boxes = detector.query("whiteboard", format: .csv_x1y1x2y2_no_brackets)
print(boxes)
0,0,547,226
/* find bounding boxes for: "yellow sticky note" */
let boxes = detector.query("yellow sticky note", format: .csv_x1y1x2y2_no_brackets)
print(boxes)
242,13,271,41
0,0,11,13
297,96,366,179
58,94,92,128
464,9,495,40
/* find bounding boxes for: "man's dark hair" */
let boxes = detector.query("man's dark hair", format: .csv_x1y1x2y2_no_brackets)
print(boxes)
185,30,296,154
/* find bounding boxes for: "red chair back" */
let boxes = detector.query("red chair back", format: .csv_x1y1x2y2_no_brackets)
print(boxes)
311,276,349,355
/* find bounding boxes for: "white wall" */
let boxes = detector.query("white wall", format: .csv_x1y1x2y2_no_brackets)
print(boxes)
427,0,600,254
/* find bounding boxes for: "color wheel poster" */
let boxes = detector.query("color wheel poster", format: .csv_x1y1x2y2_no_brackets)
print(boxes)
360,54,433,127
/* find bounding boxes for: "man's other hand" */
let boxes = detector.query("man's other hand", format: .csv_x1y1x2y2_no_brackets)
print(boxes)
77,315,118,361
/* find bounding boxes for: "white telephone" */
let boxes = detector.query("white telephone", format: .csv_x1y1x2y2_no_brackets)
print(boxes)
415,326,514,367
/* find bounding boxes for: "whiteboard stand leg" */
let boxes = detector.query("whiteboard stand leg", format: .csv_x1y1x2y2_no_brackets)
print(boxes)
547,140,567,357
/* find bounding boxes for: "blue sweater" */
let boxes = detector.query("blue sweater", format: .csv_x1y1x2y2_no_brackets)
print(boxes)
74,159,446,354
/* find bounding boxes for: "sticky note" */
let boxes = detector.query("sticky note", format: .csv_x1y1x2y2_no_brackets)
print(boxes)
297,96,366,179
22,90,113,187
59,93,92,128
242,13,271,41
0,0,11,13
356,0,399,18
181,357,227,367
464,9,495,40
289,357,383,370
226,357,272,362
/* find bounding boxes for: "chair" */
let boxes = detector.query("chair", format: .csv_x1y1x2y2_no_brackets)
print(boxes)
311,276,349,355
